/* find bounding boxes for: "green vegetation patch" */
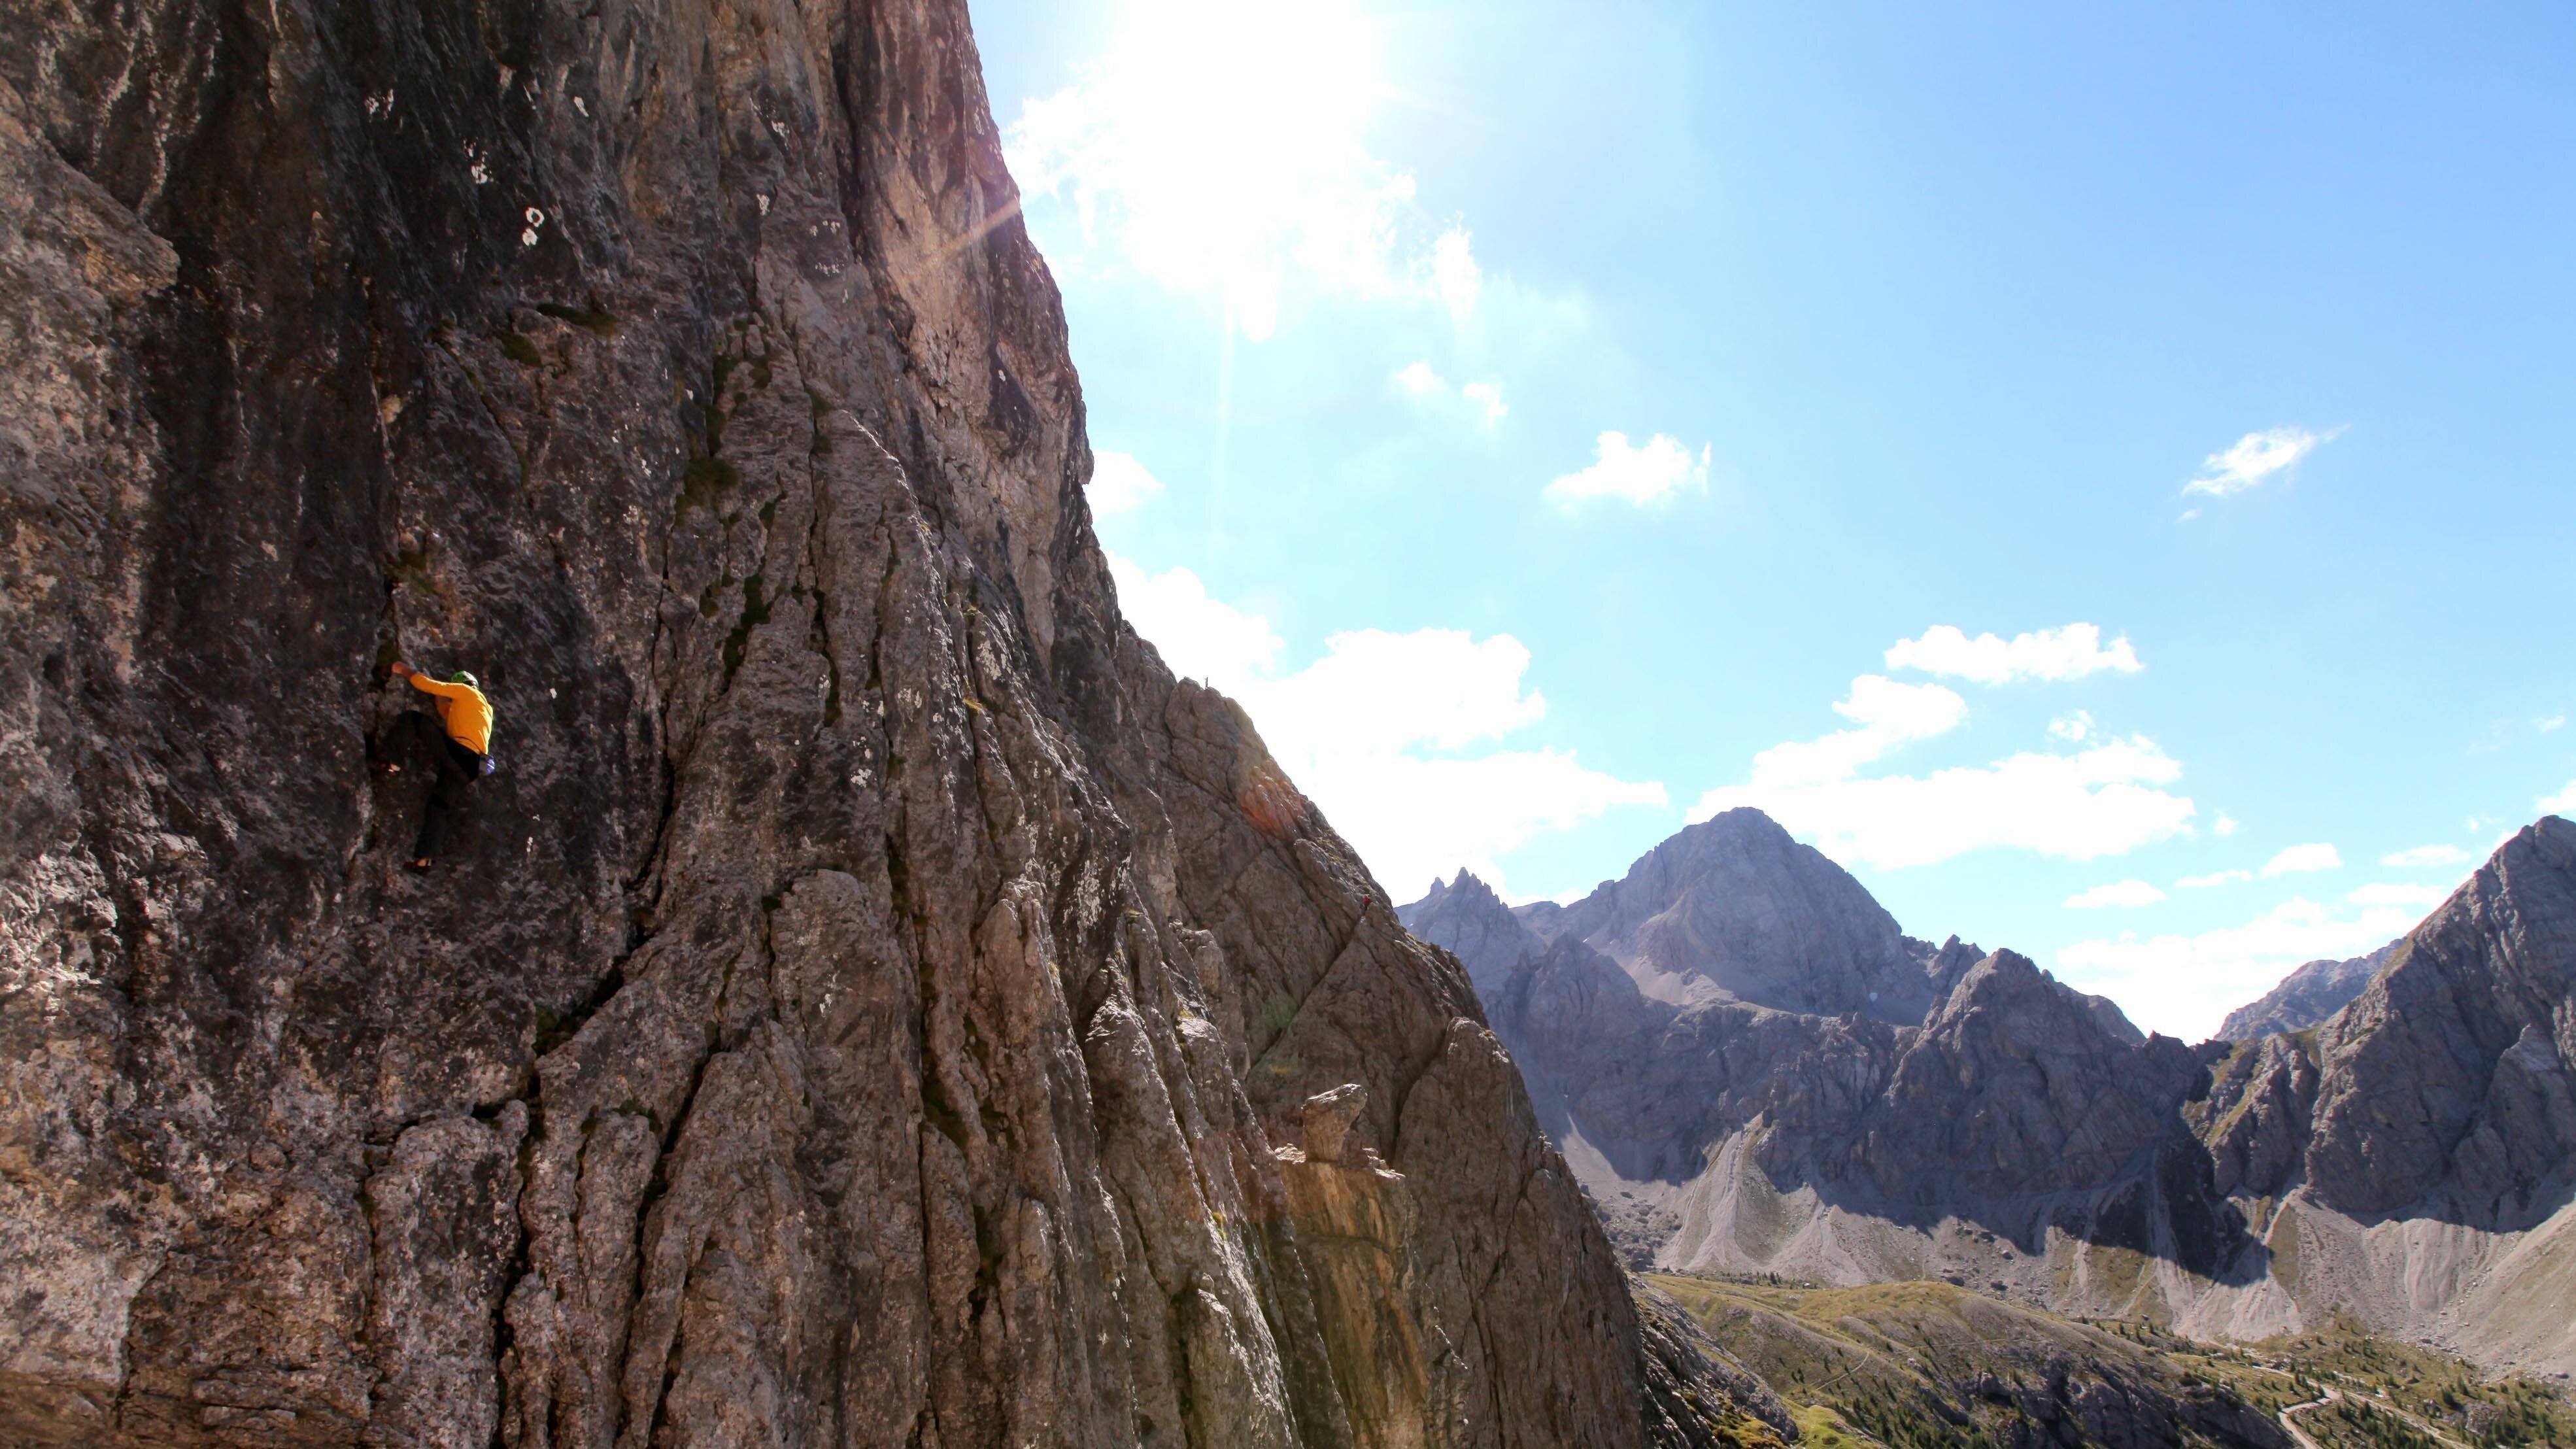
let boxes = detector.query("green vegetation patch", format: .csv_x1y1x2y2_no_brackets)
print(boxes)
2171,1321,2576,1449
678,454,741,516
1646,1274,2344,1449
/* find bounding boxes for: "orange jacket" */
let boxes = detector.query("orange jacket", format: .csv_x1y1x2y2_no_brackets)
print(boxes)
409,674,493,755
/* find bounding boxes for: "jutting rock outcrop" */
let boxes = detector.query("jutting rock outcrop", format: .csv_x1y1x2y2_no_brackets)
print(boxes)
2201,816,2576,1371
0,1,1767,1444
1409,810,2576,1374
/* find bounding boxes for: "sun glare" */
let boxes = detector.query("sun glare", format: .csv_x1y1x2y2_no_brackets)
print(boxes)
1009,0,1406,338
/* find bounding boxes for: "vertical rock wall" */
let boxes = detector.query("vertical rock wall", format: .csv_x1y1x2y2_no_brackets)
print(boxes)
0,1,1735,1444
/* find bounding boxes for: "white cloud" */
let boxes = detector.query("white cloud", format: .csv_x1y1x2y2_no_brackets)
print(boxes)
1004,0,1474,340
1544,431,1709,507
1393,365,1507,426
2178,869,2253,889
2058,896,2422,1040
2183,425,2341,498
2346,882,2450,910
1238,626,1548,755
1432,227,1482,323
2540,715,2567,734
2381,844,2469,868
1729,675,1967,790
1087,450,1166,515
1109,556,1280,682
2262,842,2343,876
2065,879,2167,910
1106,554,1664,893
1690,675,2194,870
2214,813,2241,837
2542,781,2576,817
2048,710,2096,743
1886,624,2143,686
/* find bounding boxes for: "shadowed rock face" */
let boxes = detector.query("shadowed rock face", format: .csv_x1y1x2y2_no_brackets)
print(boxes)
2214,945,2396,1044
2189,1034,2323,1203
2190,821,2576,1232
1411,811,2576,1372
1857,952,2202,1210
2302,818,2576,1225
0,2,1762,1444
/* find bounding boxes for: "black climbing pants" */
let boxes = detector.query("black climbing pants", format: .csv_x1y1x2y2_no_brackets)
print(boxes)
379,711,484,859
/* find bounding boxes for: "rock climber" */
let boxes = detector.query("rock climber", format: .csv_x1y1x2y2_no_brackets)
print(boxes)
373,658,494,872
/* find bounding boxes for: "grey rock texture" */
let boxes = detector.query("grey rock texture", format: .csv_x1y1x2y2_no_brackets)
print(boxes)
2303,819,2576,1226
1412,811,2576,1372
0,1,1769,1444
1414,814,2200,1259
2189,1033,2321,1203
1627,1288,1796,1448
2214,944,2396,1044
1854,951,2203,1216
1520,810,1942,1021
1398,870,1542,1000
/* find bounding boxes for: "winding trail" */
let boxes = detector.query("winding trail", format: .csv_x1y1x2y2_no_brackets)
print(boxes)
2269,1375,2475,1449
2277,1386,2336,1449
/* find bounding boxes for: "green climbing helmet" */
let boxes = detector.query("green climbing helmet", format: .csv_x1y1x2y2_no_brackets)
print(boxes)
450,670,480,689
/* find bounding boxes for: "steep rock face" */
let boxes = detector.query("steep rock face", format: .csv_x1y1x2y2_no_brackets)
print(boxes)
1516,809,1939,1022
1491,935,1888,1193
1854,952,2201,1212
0,2,1746,1445
2189,1034,2321,1203
1419,810,2576,1373
2214,945,2394,1044
2303,819,2576,1225
1413,815,2207,1280
1627,1289,1797,1449
1398,870,1541,999
1482,924,2223,1286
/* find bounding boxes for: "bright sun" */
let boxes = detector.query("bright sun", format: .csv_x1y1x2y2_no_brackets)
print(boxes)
1008,0,1405,338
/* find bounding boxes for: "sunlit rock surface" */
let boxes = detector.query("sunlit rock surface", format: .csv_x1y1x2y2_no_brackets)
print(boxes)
0,1,1774,1443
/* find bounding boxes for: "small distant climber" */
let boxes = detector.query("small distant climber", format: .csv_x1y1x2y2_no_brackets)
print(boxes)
373,658,493,871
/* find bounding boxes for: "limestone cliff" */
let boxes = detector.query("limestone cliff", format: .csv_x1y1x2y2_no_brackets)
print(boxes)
1410,811,2576,1375
0,1,1763,1444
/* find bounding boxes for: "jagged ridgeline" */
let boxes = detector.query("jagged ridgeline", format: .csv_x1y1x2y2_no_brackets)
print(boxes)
1405,809,2576,1382
0,2,1775,1445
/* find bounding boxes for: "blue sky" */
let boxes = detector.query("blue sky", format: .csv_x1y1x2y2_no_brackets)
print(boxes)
974,0,2576,1038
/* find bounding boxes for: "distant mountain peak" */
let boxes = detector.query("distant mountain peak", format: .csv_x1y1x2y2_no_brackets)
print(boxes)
2214,941,2400,1042
1400,808,2576,1374
1399,866,1544,995
1404,807,1952,1021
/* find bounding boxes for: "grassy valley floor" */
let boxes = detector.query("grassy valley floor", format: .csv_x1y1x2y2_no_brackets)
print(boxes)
1646,1275,2576,1449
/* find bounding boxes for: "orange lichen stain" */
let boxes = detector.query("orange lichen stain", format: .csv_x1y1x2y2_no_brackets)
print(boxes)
1237,764,1307,839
